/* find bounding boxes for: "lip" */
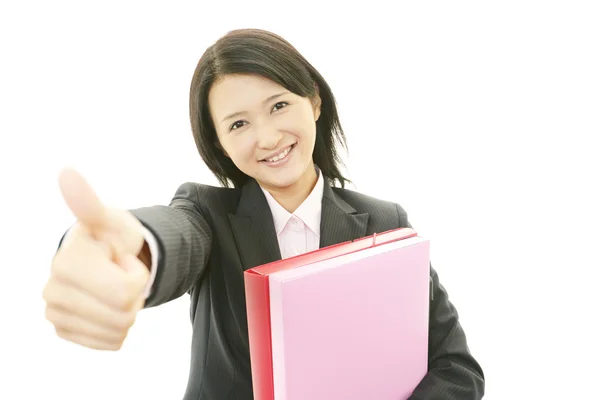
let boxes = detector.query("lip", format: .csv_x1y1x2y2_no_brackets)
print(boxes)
259,144,295,166
260,144,296,162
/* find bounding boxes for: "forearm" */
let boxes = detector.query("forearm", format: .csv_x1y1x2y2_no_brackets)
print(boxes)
408,326,484,399
129,183,213,308
408,267,485,399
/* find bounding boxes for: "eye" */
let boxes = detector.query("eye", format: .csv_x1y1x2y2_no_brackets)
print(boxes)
271,101,289,112
229,120,247,131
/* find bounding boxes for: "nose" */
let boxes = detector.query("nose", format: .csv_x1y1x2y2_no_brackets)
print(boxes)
255,123,283,150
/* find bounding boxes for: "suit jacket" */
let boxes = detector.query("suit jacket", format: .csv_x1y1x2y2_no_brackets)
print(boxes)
121,178,484,399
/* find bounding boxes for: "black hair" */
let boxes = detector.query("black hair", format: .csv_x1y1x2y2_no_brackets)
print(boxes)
189,28,350,188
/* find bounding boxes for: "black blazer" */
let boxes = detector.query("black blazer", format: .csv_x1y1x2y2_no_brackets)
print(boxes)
121,178,484,399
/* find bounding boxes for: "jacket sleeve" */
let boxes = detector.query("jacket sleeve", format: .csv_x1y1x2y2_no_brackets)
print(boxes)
397,204,485,399
129,182,213,308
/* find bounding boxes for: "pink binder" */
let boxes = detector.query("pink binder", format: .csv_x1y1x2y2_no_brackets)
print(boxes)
244,228,430,400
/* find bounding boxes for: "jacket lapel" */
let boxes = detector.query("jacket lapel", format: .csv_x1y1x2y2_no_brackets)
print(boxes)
228,179,281,270
228,178,370,270
319,183,369,248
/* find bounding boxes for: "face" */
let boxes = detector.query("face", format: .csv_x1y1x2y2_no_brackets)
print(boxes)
208,74,321,192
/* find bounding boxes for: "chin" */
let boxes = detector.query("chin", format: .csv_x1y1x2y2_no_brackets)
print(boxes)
257,164,306,189
263,172,302,189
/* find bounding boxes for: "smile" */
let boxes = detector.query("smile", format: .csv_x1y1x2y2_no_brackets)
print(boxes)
260,144,295,165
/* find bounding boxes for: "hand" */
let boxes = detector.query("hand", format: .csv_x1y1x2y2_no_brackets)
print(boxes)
42,167,150,350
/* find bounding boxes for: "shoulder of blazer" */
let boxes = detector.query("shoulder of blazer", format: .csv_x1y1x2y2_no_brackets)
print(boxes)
169,181,242,214
331,186,409,225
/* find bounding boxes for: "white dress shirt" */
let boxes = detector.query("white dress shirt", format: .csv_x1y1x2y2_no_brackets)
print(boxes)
259,169,323,259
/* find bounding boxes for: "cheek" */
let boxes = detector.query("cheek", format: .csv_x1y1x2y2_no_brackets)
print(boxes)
279,111,316,142
297,117,317,148
223,134,256,163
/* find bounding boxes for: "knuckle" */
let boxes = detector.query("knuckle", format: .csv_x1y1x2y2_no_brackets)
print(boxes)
42,280,67,309
116,278,145,310
105,337,125,351
113,285,132,310
51,258,69,278
115,311,136,331
110,341,124,351
47,308,67,329
55,327,69,339
125,277,144,299
52,255,79,280
41,283,51,303
118,332,128,345
42,284,59,307
44,306,54,323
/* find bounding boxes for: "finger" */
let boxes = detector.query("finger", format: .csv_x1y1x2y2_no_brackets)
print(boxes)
58,167,110,234
52,237,143,310
55,327,124,351
45,306,128,344
43,277,138,331
43,281,139,331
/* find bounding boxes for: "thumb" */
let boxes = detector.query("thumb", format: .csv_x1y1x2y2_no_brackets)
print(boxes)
58,167,109,233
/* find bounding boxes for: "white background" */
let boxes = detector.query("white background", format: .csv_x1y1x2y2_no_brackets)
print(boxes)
1,1,599,399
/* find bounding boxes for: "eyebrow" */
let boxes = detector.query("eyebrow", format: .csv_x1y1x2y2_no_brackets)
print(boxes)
221,91,289,123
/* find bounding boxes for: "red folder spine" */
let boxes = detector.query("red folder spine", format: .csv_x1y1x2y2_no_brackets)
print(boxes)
244,271,274,400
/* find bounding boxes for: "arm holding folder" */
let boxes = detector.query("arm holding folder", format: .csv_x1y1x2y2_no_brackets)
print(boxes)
399,207,485,400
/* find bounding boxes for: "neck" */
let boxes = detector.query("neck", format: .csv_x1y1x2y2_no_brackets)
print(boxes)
265,165,318,213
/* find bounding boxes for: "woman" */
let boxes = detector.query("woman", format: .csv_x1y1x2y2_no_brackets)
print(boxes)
48,28,484,399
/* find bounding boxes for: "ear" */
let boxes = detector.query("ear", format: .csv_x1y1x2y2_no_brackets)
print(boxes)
311,86,322,122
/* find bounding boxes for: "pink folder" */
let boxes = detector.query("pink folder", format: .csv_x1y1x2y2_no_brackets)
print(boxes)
244,228,430,400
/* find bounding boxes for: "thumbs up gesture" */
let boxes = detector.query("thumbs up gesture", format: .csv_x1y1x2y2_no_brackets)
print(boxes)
43,168,150,350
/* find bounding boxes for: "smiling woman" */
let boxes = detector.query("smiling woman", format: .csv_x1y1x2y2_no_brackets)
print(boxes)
189,29,350,213
208,74,321,212
47,28,485,400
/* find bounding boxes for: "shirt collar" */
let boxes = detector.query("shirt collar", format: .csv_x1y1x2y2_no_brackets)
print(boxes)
260,167,324,236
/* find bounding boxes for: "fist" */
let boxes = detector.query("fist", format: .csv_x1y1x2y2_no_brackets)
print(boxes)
43,167,150,350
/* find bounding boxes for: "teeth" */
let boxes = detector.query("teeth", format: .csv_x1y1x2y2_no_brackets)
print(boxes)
266,146,291,162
